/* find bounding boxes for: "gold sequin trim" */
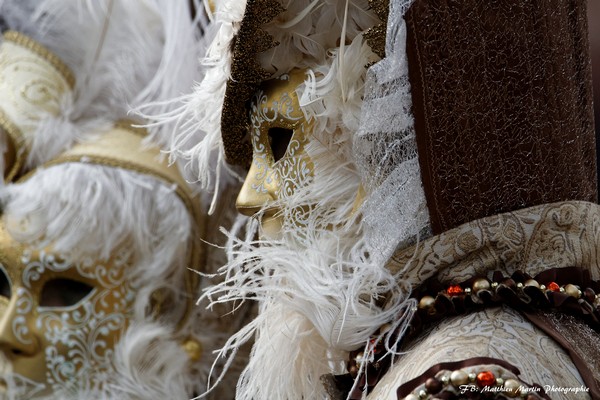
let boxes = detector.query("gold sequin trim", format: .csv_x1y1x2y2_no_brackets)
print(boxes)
364,0,389,59
3,31,76,89
221,0,284,167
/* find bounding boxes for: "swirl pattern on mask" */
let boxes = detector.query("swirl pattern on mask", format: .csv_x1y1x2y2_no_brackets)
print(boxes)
12,249,134,393
249,84,312,205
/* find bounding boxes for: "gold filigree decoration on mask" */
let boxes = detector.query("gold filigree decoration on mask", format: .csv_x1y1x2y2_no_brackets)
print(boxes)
0,122,205,394
0,224,134,396
236,69,313,238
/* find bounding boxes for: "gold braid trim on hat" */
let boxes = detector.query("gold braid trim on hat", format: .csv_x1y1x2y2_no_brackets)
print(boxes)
39,121,204,331
221,0,284,167
0,31,75,182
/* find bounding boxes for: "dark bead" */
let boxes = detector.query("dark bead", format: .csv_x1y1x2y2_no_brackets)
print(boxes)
584,288,596,303
425,377,443,394
501,278,516,289
348,365,358,377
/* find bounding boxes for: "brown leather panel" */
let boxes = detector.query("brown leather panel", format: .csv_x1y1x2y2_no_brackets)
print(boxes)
406,0,597,234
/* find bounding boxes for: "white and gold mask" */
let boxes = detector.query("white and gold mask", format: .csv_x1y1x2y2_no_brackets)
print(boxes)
0,123,201,397
236,69,314,238
0,223,134,396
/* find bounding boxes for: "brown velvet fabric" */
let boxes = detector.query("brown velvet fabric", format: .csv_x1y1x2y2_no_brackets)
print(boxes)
405,0,597,234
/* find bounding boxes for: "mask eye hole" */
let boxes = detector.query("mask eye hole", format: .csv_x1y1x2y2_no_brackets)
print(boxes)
40,278,94,308
0,267,10,299
268,127,294,162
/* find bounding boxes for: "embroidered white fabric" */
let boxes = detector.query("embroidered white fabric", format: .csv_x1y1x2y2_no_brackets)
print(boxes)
353,0,431,265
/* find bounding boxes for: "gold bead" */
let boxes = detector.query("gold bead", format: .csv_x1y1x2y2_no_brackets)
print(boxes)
491,282,499,288
524,279,539,288
464,287,472,294
559,286,565,293
348,365,358,376
468,372,476,382
503,378,520,397
516,282,523,288
539,284,546,291
564,284,581,298
472,278,491,293
450,370,469,386
419,296,436,310
495,377,504,386
418,389,427,398
181,338,203,362
440,375,450,385
354,352,365,367
379,323,392,334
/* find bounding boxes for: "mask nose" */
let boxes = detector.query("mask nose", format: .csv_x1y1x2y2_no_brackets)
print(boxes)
236,159,277,217
0,290,39,358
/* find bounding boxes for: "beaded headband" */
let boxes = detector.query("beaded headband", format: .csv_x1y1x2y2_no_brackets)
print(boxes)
0,31,75,181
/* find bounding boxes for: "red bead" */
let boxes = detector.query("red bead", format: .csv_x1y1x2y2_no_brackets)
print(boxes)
369,338,383,354
447,285,463,296
547,282,560,292
476,371,496,387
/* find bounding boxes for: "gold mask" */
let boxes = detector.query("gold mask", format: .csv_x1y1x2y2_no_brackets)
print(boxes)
0,223,134,396
236,69,314,238
0,123,200,397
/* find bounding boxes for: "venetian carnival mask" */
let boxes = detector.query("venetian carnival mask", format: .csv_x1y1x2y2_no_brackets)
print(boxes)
0,222,134,397
0,19,202,398
236,69,314,238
